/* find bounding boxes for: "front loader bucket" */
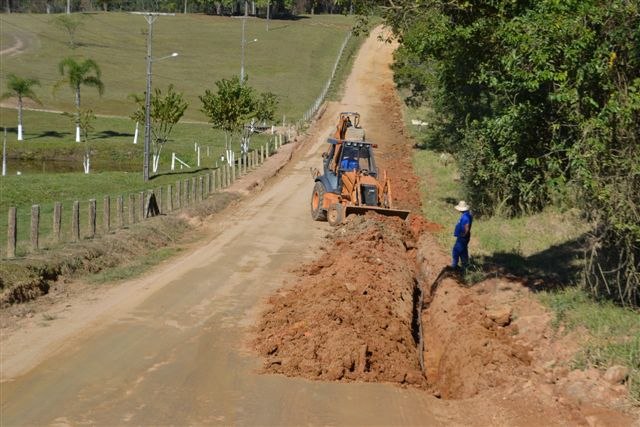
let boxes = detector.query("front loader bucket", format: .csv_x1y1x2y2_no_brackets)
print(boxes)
344,205,411,220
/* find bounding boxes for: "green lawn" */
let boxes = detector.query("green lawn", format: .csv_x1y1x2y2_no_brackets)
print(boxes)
0,13,354,121
0,107,242,170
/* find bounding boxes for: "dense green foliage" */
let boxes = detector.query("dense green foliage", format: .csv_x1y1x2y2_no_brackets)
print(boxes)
362,0,640,306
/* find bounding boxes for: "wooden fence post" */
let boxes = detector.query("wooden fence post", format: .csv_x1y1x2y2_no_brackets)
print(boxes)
175,180,181,209
231,162,236,183
199,176,205,201
261,145,264,164
117,196,124,228
209,171,214,194
183,179,189,206
31,205,40,250
168,184,174,212
191,177,197,202
7,207,16,258
138,191,145,220
156,187,163,214
222,165,227,188
53,202,62,242
216,168,221,191
72,201,80,242
129,193,136,224
88,199,96,238
103,196,110,233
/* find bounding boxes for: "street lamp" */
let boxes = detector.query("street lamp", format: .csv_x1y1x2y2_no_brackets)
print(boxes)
143,52,178,181
240,17,258,85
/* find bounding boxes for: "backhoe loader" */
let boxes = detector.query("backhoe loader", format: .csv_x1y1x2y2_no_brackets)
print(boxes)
310,112,410,225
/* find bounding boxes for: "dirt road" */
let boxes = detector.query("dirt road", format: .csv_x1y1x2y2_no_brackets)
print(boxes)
0,27,464,426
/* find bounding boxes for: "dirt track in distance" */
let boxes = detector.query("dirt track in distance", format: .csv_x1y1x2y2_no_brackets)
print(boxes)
1,26,637,426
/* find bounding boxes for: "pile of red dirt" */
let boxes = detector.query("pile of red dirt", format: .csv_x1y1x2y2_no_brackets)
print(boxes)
254,214,426,386
419,270,632,417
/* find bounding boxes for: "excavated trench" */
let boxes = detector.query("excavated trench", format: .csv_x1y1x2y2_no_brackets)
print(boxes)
252,214,446,386
254,212,636,427
254,214,558,400
254,215,479,391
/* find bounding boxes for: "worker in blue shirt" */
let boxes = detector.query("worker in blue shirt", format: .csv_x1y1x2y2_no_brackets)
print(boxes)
452,200,473,269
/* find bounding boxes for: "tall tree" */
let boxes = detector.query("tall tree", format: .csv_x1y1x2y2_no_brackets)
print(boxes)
55,57,104,143
1,74,41,141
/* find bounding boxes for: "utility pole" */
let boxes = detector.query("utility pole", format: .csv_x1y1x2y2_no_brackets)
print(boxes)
132,12,175,182
241,17,246,84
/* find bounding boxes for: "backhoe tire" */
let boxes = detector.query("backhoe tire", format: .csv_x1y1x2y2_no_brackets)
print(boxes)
327,203,344,226
311,181,327,221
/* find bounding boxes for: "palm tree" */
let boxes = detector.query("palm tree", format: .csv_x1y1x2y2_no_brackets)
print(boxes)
1,74,41,141
55,57,104,142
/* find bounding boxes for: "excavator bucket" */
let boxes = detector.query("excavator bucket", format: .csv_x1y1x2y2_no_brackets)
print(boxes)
344,205,410,220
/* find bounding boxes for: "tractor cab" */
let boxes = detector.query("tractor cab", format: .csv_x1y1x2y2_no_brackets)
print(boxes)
321,138,378,194
310,112,410,225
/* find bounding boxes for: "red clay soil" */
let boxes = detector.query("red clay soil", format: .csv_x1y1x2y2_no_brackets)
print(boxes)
255,214,425,385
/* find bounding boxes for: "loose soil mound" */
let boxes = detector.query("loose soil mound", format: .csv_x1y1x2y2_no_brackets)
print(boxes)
254,214,426,385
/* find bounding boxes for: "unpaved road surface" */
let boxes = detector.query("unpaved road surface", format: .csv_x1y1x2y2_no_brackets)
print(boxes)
1,27,460,426
1,28,635,426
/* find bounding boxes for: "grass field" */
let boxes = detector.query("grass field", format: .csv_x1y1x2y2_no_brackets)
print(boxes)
0,12,362,252
405,105,640,402
0,13,354,121
0,107,238,171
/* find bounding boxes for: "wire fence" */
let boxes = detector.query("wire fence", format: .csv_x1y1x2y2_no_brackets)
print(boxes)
301,32,352,124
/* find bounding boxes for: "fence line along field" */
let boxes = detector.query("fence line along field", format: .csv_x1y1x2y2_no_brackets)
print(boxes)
3,134,288,258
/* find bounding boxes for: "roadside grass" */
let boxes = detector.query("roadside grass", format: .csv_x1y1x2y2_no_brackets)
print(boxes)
88,246,183,284
405,104,640,402
0,13,354,121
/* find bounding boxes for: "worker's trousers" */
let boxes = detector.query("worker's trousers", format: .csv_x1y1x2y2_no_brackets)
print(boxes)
451,239,469,268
